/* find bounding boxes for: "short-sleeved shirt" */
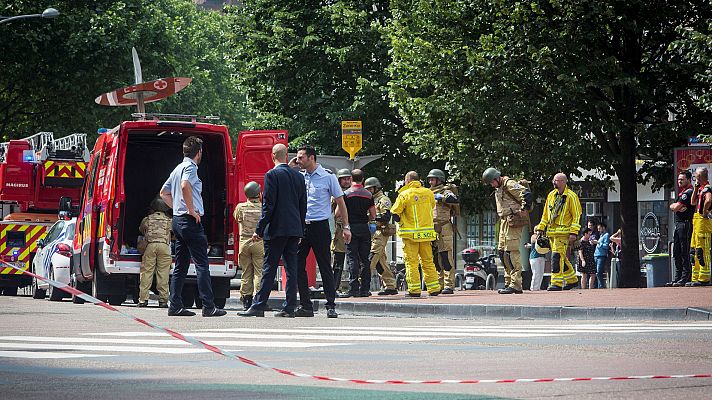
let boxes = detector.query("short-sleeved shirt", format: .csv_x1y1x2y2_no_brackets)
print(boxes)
343,183,375,225
161,157,204,216
303,164,343,222
234,199,262,240
676,185,693,222
696,182,711,215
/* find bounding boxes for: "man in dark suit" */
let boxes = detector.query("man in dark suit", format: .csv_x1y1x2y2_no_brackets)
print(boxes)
238,143,306,317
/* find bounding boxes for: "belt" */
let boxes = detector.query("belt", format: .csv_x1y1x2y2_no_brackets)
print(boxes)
305,219,329,225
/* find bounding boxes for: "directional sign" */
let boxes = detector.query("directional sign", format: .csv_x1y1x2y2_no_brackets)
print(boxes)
341,121,362,160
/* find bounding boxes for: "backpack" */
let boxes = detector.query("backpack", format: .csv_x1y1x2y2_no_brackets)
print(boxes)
505,178,534,213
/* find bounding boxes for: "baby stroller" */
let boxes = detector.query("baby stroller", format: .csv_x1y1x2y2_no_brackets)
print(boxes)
461,248,498,290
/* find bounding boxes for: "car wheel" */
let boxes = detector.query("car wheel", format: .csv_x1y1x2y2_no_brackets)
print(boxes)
486,274,496,290
72,278,91,304
32,278,46,299
48,268,63,301
2,287,18,296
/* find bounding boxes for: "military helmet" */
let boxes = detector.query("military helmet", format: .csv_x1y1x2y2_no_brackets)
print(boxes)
244,181,261,198
150,197,170,213
427,169,446,181
482,167,501,183
336,168,352,179
364,177,381,190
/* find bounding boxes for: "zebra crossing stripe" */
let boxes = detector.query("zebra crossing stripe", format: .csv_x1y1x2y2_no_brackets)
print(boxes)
3,260,712,385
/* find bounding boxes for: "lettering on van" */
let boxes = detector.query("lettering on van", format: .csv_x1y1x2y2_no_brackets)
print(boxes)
5,183,29,188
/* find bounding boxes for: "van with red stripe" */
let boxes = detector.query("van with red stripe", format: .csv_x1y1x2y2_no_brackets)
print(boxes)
71,116,286,307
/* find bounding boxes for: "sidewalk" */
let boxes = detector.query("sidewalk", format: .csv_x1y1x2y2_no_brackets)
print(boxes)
227,287,712,321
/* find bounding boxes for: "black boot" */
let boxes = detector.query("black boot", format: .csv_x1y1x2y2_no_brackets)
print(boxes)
242,295,253,311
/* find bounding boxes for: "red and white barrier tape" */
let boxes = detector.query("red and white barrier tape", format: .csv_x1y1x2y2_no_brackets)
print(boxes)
8,261,712,385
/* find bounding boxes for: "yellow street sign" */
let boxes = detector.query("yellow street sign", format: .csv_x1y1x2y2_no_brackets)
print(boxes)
341,120,363,160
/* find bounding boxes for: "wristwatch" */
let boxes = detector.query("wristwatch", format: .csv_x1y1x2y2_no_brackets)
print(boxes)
343,225,351,230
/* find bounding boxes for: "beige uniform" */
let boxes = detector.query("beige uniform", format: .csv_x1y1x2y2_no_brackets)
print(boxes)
139,211,172,303
494,177,528,291
369,191,397,290
431,184,460,290
234,199,264,298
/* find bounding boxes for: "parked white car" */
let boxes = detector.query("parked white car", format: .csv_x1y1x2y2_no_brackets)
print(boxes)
32,218,76,301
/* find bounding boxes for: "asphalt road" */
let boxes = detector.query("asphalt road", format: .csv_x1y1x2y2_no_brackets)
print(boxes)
1,295,712,400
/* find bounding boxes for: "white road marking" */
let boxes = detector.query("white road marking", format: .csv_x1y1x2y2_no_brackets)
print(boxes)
0,350,114,359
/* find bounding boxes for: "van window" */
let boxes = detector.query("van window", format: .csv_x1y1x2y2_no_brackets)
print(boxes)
87,153,101,199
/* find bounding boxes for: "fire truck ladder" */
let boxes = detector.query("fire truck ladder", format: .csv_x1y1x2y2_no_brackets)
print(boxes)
40,133,90,162
0,132,54,162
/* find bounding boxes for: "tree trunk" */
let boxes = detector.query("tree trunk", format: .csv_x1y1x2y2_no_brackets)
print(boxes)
615,127,641,288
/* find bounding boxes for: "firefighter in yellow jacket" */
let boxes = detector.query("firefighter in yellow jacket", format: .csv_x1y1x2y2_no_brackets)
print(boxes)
391,171,441,297
428,169,460,294
689,167,712,286
533,173,581,291
234,181,265,310
365,177,398,295
138,197,172,307
483,168,532,294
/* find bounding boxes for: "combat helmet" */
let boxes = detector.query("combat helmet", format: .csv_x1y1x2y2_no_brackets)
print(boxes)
364,177,381,190
150,196,170,214
336,169,352,179
427,169,446,181
244,181,261,198
482,167,501,183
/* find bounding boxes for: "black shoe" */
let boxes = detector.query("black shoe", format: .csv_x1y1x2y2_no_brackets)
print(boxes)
274,309,295,318
168,308,196,317
563,282,579,290
405,292,421,298
337,292,352,298
242,295,253,311
498,287,523,294
137,301,148,307
665,280,678,287
359,291,372,297
441,288,454,295
673,280,689,287
158,302,168,308
326,308,338,318
377,288,399,295
546,285,562,292
203,307,227,317
692,281,711,287
295,308,315,317
238,307,265,317
429,290,441,296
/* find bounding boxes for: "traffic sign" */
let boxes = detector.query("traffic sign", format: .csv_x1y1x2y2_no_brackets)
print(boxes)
341,121,362,160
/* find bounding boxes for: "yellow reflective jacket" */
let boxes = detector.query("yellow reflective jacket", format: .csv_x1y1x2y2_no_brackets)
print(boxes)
535,185,582,236
391,181,437,242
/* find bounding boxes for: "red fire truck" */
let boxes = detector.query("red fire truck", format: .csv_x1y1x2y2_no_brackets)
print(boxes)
0,132,88,295
71,117,286,306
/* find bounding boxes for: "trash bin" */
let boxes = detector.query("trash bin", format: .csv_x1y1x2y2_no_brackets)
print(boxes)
641,254,670,288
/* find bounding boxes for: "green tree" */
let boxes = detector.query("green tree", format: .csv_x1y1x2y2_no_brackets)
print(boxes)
388,0,712,286
0,0,248,143
227,0,439,192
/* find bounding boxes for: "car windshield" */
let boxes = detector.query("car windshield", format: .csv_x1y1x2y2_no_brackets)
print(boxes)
44,221,65,243
66,223,75,240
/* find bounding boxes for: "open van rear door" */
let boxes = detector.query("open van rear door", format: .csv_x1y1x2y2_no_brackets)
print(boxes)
232,130,288,245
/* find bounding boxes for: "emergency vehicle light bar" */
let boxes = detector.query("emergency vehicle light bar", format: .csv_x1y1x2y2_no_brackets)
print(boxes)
131,113,220,123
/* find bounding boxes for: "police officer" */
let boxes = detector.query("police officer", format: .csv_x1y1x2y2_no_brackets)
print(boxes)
428,169,460,294
234,181,265,310
138,197,172,307
332,169,352,295
667,171,693,287
364,177,398,295
483,167,532,294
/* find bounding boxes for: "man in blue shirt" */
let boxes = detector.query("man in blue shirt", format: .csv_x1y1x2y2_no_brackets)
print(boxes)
292,145,351,318
592,222,610,289
160,136,226,318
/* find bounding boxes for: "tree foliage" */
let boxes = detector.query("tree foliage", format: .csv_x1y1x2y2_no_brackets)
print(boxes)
0,0,249,142
387,0,712,286
226,0,440,192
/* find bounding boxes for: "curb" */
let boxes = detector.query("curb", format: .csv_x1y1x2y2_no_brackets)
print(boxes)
225,297,712,320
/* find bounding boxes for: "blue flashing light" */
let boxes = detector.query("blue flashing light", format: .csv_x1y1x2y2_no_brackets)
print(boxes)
97,128,109,134
23,155,34,161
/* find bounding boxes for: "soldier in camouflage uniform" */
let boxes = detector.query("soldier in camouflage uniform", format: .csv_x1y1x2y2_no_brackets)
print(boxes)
428,169,460,294
234,181,264,310
138,197,172,307
365,177,398,295
331,169,352,295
